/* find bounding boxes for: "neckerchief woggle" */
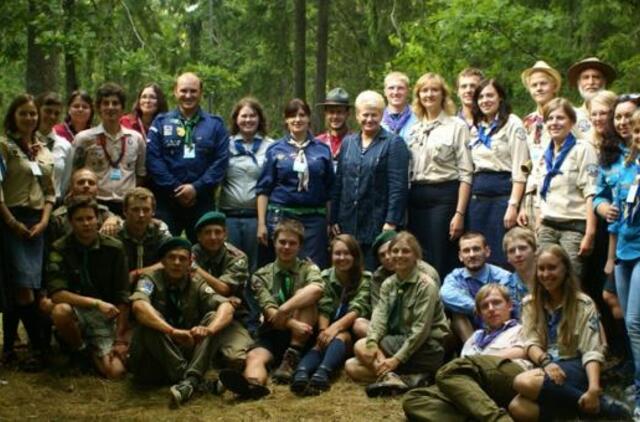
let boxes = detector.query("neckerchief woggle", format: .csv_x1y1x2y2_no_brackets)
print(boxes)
475,318,518,350
540,133,576,201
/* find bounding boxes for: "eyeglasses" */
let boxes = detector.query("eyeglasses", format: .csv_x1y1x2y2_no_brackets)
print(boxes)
618,93,640,104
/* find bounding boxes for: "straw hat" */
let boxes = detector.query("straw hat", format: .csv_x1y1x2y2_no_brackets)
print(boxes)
567,57,616,89
521,60,562,91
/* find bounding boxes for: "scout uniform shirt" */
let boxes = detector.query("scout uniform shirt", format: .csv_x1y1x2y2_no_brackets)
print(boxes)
0,136,55,208
192,242,249,296
72,124,146,202
38,130,72,200
461,320,532,370
408,111,473,185
366,267,450,363
251,258,324,312
47,233,129,305
48,203,118,245
117,220,172,271
131,269,228,329
532,137,598,222
521,292,605,366
370,260,440,309
318,268,372,321
574,105,593,140
469,114,530,184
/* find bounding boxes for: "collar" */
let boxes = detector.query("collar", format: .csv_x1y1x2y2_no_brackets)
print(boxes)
396,267,420,285
462,264,491,282
121,223,155,243
196,242,226,266
71,233,102,251
96,123,126,140
163,271,190,292
176,107,204,121
230,133,263,143
275,258,301,275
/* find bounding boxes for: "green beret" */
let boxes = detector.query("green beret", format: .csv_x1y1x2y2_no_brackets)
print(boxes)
194,211,226,232
158,237,192,258
371,230,397,253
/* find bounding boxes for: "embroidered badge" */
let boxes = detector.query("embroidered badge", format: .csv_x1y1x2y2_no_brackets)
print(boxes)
136,278,155,296
586,163,599,177
516,127,527,141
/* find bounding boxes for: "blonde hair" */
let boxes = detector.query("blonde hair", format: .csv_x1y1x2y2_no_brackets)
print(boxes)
411,73,457,118
388,231,423,261
355,90,385,112
586,90,617,114
624,109,640,166
502,226,536,253
475,283,512,313
384,71,410,89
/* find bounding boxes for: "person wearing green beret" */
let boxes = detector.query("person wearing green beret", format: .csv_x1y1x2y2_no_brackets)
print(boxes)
129,236,242,406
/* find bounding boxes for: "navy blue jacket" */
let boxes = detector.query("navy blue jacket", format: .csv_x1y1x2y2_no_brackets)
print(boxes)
146,108,229,196
256,134,334,207
331,128,409,245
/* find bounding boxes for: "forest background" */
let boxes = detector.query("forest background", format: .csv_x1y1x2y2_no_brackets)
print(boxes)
1,0,639,133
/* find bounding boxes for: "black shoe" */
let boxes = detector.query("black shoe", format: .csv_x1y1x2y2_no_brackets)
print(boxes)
290,370,310,396
170,381,194,406
309,368,330,392
219,369,269,400
365,372,409,398
20,351,46,372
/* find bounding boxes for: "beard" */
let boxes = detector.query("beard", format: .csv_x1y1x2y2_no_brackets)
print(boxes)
578,85,603,102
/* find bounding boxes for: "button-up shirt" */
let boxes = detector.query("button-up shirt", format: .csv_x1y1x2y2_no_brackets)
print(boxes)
72,124,146,202
469,114,530,183
192,242,249,296
408,112,473,185
604,159,640,261
318,268,371,321
367,268,450,363
39,130,73,200
370,260,440,310
116,220,171,271
440,264,513,316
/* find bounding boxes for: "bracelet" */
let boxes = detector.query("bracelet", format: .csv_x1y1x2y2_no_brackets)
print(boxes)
538,354,552,368
455,210,464,217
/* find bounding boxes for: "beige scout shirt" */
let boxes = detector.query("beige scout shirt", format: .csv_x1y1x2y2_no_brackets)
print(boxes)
0,137,55,208
469,114,530,183
533,138,598,221
522,292,605,366
573,105,593,141
72,124,146,202
408,112,473,185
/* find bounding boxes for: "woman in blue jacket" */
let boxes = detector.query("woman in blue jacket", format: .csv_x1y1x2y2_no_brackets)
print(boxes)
331,90,410,269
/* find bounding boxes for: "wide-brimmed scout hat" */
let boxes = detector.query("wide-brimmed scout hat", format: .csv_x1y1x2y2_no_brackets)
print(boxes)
567,57,616,89
521,60,562,91
317,87,351,108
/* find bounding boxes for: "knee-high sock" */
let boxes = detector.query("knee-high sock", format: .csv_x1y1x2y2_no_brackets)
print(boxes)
318,338,346,374
297,348,323,375
17,302,43,351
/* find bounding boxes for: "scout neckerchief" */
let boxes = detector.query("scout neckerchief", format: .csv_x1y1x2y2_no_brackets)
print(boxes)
97,132,127,168
524,113,544,145
9,133,39,161
546,306,562,350
277,269,294,305
333,270,356,321
179,113,202,150
475,318,518,350
382,105,412,134
473,117,500,149
287,135,312,192
419,117,441,141
540,133,577,201
167,282,185,328
233,136,262,165
388,276,410,332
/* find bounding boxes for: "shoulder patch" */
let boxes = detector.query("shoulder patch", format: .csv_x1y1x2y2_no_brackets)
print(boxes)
588,314,600,332
516,127,527,141
586,163,599,177
135,278,155,296
578,119,591,133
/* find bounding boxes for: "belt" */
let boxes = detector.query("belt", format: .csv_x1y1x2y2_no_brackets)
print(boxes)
542,218,586,234
268,204,326,216
222,208,257,218
471,194,510,201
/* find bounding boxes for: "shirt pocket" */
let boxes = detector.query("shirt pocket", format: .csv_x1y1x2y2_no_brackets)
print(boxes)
432,138,455,164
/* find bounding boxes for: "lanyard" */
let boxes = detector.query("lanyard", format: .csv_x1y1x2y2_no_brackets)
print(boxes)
136,116,147,142
98,133,127,168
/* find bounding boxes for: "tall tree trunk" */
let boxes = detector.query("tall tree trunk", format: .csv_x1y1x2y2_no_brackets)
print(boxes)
63,0,78,96
313,0,330,132
293,0,306,100
26,0,58,94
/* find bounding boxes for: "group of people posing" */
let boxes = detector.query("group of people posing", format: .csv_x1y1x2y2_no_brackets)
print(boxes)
1,55,640,420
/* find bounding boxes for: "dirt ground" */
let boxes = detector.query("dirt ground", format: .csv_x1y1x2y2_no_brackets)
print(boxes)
0,364,405,421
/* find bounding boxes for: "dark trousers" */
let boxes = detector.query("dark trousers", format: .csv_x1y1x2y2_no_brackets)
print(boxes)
155,191,214,243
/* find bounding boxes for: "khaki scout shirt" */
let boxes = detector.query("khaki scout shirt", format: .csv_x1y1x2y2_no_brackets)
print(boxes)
47,203,118,245
469,114,530,183
318,268,371,320
408,112,473,185
367,268,450,363
130,269,228,329
46,233,129,305
251,258,323,312
521,292,605,366
117,220,171,271
192,242,249,295
574,105,593,140
72,124,146,202
0,136,55,208
370,260,440,310
532,139,598,221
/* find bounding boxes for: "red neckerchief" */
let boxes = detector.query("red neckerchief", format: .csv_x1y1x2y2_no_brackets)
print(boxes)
97,132,127,168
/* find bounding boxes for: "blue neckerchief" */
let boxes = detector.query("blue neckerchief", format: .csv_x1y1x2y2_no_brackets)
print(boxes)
475,319,518,350
546,307,562,348
473,118,500,148
540,133,577,201
233,136,262,165
382,105,412,134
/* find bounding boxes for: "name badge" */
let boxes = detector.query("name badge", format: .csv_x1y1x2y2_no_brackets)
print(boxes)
110,168,122,180
163,125,173,136
184,144,196,159
29,161,42,176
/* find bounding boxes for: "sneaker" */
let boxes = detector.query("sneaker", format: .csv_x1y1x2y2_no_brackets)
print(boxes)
169,381,194,406
272,347,300,385
290,370,310,396
219,369,270,400
365,372,409,398
309,368,330,392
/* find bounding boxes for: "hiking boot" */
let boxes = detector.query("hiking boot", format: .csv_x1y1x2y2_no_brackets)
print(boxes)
309,367,331,392
199,379,226,396
169,381,194,406
219,369,270,400
365,372,409,398
290,370,310,396
272,347,300,385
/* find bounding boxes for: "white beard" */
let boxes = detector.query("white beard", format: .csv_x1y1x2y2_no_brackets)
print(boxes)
578,85,603,102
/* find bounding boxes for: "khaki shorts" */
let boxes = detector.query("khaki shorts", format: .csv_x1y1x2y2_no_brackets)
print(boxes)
74,307,116,357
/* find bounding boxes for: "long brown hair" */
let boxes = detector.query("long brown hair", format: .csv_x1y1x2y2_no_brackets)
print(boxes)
524,244,580,348
330,234,364,288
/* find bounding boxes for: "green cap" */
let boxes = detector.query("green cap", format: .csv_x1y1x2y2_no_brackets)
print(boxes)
194,211,226,233
158,237,192,258
371,230,397,253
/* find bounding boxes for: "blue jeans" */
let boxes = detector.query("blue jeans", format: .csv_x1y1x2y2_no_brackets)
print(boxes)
226,216,258,273
615,259,640,405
